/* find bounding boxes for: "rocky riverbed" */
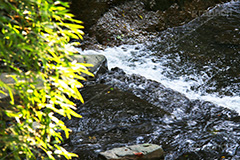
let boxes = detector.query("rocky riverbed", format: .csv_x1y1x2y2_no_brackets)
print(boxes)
61,67,240,159
60,0,240,159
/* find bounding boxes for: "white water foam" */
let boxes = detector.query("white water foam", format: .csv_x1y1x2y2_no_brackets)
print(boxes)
77,45,240,114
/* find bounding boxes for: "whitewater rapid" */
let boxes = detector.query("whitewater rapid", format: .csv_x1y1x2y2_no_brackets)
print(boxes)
77,45,240,114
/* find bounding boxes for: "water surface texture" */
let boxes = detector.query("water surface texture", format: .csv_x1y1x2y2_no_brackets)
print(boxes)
71,1,240,159
79,0,240,112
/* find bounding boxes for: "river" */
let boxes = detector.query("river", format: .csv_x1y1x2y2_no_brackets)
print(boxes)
79,0,240,113
67,1,240,159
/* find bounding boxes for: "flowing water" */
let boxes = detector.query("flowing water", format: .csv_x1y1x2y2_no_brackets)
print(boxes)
79,1,240,112
66,1,240,159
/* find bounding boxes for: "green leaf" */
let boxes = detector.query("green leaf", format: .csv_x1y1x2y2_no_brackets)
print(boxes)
0,0,90,159
58,23,84,29
69,109,82,118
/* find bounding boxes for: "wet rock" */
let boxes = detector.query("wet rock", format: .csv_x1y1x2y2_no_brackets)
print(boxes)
68,0,129,33
79,0,231,49
214,29,240,46
96,67,191,113
91,0,161,46
60,84,170,159
71,54,108,79
99,143,164,160
62,1,240,159
143,0,176,11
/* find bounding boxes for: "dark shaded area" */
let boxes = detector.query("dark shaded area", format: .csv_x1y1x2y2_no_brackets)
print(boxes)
68,0,129,33
150,1,240,96
61,68,240,159
97,68,240,159
67,0,231,49
144,0,176,11
60,84,169,159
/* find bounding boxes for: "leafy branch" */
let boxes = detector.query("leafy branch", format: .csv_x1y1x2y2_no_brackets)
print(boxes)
0,0,91,159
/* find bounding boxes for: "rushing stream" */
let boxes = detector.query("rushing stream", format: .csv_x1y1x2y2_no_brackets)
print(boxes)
79,1,240,113
65,1,240,159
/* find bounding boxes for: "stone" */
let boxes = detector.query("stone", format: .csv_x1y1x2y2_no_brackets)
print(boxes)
71,54,108,80
76,0,231,49
69,0,128,33
143,0,176,11
99,143,164,160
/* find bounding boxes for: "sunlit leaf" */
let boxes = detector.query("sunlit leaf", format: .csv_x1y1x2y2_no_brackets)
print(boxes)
0,0,89,159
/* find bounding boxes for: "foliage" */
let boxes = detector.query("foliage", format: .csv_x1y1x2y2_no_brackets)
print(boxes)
0,0,93,159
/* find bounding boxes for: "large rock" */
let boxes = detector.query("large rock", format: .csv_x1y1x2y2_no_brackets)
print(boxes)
143,0,176,11
99,143,164,160
60,84,169,159
71,54,108,79
68,0,129,33
76,0,231,49
91,0,161,46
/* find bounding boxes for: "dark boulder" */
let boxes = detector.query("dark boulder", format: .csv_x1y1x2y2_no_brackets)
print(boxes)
71,0,231,49
60,84,170,159
143,0,176,11
68,0,129,33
